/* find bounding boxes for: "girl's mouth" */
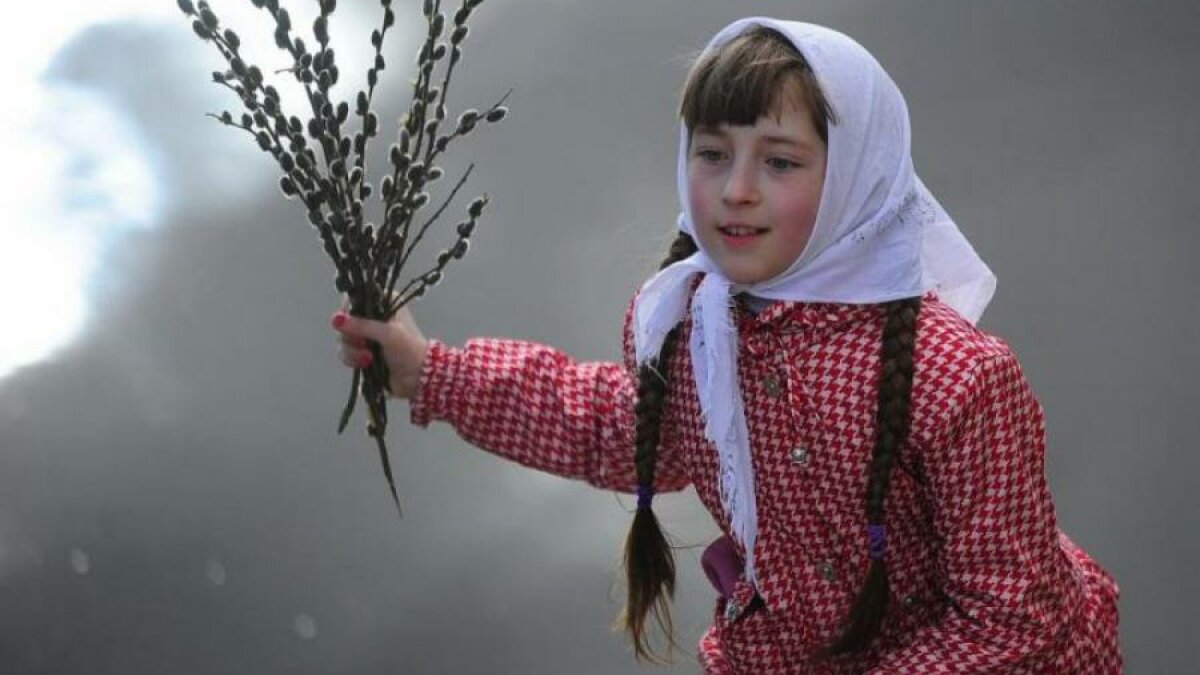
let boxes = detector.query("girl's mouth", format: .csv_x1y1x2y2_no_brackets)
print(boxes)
718,225,768,248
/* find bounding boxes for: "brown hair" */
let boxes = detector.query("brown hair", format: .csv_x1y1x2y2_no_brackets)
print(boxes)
679,24,836,143
820,296,921,657
619,24,918,662
618,231,697,663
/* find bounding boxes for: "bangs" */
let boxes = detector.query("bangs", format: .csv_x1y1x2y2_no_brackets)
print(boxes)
680,25,834,142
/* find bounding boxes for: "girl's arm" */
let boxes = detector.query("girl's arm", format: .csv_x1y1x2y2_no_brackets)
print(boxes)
406,297,691,495
867,351,1078,673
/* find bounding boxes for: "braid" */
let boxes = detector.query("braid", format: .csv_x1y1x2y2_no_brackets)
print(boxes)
823,296,922,656
620,231,698,663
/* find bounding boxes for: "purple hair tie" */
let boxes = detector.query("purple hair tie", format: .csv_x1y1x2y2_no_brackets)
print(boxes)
867,524,887,560
636,484,655,510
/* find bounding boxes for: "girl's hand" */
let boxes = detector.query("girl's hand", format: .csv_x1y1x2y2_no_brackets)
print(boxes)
331,303,430,400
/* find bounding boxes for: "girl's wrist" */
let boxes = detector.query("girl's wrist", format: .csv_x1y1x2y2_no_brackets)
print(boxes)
390,376,420,400
390,339,431,400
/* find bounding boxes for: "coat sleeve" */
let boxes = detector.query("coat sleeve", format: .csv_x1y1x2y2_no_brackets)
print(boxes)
407,296,691,494
867,351,1076,673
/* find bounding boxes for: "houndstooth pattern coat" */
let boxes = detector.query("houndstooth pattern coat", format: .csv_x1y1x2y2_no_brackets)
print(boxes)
409,287,1122,674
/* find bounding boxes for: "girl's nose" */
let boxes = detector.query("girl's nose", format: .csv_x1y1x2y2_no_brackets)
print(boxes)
722,160,759,205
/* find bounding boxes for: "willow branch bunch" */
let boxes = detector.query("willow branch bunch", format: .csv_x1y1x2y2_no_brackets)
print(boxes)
177,0,508,514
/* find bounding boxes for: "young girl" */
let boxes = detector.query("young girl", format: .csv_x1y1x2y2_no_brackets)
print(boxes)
331,17,1121,674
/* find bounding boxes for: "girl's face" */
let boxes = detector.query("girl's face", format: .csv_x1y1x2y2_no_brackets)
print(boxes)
686,90,827,286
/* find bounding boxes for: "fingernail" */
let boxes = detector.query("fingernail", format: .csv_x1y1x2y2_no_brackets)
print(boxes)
331,312,347,329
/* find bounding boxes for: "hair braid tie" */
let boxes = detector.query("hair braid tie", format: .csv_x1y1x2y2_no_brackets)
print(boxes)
867,523,887,560
636,484,655,510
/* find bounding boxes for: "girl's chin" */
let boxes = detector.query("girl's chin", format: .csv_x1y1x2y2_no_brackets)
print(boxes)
716,265,770,286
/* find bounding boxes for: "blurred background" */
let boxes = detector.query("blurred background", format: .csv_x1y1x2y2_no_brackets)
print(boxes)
0,0,1196,672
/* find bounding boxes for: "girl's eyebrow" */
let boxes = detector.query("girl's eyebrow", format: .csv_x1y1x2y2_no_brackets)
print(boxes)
762,135,815,152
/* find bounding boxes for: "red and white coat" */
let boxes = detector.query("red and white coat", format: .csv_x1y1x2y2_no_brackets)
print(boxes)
410,288,1121,674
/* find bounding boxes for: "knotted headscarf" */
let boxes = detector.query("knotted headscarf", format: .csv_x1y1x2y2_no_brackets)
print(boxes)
632,17,996,588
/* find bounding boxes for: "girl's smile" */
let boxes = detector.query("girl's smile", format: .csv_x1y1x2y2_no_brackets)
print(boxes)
717,223,769,248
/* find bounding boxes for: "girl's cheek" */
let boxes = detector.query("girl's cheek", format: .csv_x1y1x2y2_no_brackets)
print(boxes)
687,174,708,216
690,167,723,201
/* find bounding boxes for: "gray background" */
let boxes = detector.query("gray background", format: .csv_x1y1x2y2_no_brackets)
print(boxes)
1,0,1196,672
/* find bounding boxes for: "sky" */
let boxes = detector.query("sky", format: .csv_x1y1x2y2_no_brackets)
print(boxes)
0,0,1197,673
0,0,392,380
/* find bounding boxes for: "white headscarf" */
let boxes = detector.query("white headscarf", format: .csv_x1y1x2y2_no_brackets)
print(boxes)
632,18,996,589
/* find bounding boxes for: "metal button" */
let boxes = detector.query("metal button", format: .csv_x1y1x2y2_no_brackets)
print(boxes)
763,374,782,398
902,594,918,609
818,561,836,581
724,599,741,621
790,447,809,465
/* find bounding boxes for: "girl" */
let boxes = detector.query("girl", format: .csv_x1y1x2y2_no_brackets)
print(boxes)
331,17,1121,674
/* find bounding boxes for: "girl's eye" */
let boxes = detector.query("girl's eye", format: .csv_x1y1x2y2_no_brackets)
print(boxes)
695,149,725,162
767,157,801,171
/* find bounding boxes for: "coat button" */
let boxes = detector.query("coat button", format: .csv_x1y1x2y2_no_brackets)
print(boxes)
903,594,918,609
724,599,741,621
789,447,809,465
763,374,782,398
818,561,836,581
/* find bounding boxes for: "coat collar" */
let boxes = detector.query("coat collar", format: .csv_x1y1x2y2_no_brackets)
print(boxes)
732,293,881,334
678,272,887,336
